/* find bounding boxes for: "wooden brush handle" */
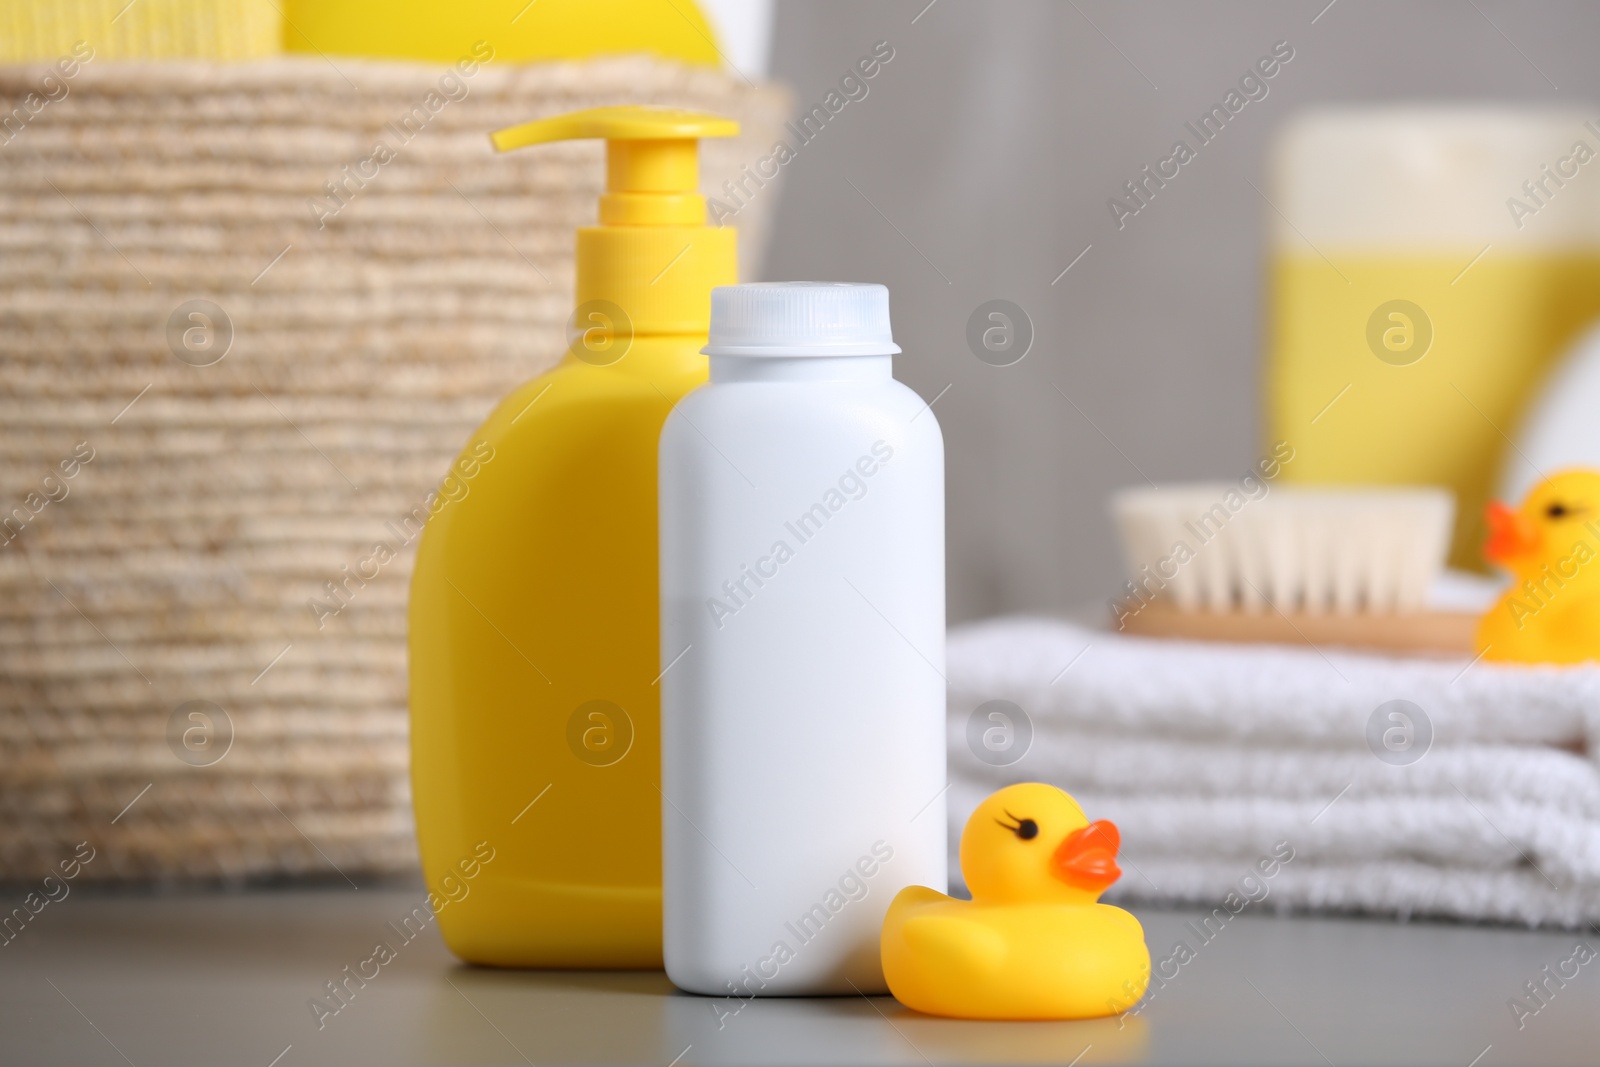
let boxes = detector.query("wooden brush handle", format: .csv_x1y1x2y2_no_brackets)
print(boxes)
1118,601,1478,656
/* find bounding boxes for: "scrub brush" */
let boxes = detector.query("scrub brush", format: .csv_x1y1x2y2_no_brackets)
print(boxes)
1109,483,1474,654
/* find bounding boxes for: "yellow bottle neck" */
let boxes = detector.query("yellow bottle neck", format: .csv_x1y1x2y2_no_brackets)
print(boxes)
575,224,737,337
559,332,710,384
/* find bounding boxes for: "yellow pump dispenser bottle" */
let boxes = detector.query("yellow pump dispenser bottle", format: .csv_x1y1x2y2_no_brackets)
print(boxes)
408,107,737,967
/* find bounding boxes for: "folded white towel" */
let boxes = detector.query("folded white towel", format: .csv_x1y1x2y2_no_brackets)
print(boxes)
946,617,1600,927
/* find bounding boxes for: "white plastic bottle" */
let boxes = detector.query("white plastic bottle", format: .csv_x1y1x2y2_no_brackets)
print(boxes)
659,282,947,996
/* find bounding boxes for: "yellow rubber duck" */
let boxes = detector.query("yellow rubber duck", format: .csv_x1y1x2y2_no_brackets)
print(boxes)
1478,469,1600,664
881,782,1150,1020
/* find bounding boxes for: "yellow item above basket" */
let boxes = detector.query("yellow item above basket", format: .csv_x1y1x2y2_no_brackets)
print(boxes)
282,0,722,66
0,0,280,61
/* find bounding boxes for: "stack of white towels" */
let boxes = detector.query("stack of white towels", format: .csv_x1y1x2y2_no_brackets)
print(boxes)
947,617,1600,927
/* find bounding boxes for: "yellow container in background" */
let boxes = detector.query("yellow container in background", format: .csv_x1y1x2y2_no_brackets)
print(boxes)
282,0,721,66
1267,108,1600,570
0,0,279,60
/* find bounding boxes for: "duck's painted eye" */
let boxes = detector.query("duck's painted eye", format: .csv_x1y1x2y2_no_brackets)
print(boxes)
1548,502,1570,519
996,810,1040,840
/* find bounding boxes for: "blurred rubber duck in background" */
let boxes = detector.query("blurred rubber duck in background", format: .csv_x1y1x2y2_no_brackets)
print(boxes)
1478,469,1600,664
881,783,1150,1019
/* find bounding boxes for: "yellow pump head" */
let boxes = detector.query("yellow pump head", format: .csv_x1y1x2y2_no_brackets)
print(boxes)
493,107,738,226
491,106,740,336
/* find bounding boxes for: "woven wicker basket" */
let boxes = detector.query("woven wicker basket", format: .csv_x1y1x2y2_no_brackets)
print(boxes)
0,56,789,882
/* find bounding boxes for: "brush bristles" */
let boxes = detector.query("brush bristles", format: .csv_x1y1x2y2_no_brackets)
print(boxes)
1111,485,1455,615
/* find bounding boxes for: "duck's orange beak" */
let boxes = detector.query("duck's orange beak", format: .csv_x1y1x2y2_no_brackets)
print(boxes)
1484,500,1539,564
1050,819,1121,891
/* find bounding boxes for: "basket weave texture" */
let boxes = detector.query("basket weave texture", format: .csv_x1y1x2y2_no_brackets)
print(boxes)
0,56,788,882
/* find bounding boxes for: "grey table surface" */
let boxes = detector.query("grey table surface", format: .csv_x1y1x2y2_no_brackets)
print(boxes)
1,882,1595,1067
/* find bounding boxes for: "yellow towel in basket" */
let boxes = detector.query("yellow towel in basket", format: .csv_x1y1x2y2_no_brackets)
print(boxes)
282,0,722,66
0,0,280,61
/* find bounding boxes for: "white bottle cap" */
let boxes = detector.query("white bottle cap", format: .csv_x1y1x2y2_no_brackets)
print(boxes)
701,282,902,357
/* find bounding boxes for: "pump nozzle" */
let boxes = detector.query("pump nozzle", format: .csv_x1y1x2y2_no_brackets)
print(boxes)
489,105,740,337
492,106,739,226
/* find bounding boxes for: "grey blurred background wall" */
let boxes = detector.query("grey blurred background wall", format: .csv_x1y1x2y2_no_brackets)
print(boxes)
761,0,1600,623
